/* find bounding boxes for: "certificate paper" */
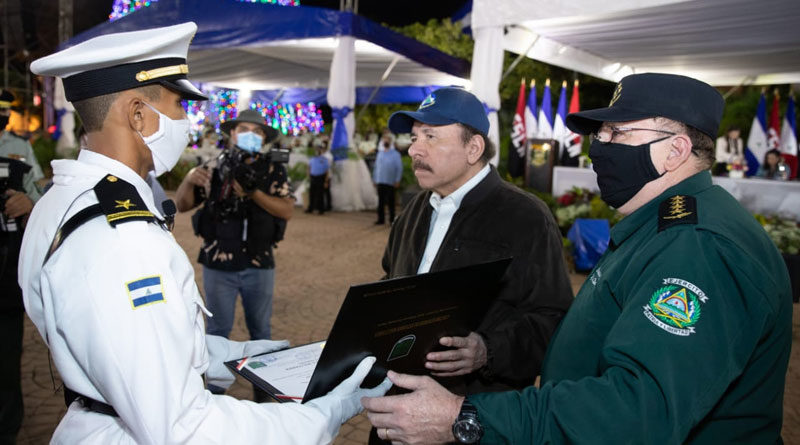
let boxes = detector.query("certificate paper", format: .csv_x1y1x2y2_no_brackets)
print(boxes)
226,341,324,402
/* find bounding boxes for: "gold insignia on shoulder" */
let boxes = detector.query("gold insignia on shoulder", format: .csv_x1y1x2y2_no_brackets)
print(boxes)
115,199,136,210
609,82,623,106
107,175,118,182
662,195,692,220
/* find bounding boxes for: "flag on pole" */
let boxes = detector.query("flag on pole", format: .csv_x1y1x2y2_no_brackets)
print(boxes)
538,78,553,139
780,94,798,178
744,91,768,176
508,78,527,178
561,79,582,166
552,80,569,161
524,79,538,139
768,89,781,151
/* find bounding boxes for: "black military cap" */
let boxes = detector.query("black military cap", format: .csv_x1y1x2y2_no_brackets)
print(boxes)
30,22,207,103
0,89,14,109
566,73,724,138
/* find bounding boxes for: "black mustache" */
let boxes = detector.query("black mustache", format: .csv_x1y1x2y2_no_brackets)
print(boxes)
412,160,433,172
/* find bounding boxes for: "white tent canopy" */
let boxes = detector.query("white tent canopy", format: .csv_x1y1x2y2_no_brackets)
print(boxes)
472,0,800,86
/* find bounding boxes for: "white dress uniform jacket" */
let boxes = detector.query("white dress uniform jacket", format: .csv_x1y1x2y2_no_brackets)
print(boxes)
18,150,333,444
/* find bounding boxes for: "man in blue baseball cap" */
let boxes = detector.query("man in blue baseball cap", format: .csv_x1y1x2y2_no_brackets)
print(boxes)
366,87,573,444
363,74,791,444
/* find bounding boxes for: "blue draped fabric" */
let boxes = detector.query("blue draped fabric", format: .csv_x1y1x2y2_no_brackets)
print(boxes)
331,106,352,160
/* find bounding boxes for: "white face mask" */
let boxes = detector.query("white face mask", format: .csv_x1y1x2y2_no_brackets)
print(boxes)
138,102,191,176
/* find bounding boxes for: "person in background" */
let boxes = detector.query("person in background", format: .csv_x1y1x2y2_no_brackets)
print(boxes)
0,88,43,445
306,145,330,214
362,73,791,445
757,148,785,179
713,125,743,175
367,87,573,444
372,129,403,225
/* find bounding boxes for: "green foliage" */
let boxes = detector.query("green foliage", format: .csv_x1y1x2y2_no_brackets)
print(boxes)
756,215,800,255
287,161,308,184
31,134,57,177
157,159,195,191
355,103,409,134
392,19,474,61
400,155,417,189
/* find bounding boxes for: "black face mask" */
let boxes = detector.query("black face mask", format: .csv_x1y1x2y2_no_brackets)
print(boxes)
589,136,669,209
0,115,9,130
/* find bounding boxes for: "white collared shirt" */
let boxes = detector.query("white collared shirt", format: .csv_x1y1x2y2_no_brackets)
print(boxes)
417,164,490,274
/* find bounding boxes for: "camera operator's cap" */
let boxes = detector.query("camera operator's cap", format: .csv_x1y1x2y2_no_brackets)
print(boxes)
220,109,279,143
566,73,724,138
0,89,14,109
388,87,490,137
30,22,207,103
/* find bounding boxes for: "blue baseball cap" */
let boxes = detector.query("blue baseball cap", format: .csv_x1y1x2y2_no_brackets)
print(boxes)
388,87,489,136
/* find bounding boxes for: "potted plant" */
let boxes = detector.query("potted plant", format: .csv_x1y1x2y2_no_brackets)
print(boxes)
758,215,800,303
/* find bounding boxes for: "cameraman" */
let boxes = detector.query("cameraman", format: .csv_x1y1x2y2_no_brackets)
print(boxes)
175,110,292,398
0,89,43,444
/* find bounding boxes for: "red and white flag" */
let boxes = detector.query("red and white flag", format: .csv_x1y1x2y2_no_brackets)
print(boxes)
780,94,798,178
508,78,527,178
768,90,781,150
562,79,582,166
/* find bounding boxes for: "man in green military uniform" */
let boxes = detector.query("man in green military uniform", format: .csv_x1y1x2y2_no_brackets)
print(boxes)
0,88,43,444
362,73,792,444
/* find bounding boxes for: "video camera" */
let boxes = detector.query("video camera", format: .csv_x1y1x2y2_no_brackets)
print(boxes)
208,146,290,219
0,156,32,233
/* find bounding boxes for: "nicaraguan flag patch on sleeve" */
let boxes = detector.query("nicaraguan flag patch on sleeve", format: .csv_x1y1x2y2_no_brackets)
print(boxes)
126,276,165,309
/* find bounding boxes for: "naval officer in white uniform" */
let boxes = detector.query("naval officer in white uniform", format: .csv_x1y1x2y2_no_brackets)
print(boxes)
19,22,389,444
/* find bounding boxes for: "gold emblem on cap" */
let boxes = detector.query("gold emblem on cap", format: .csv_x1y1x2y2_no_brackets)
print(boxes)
662,195,692,220
0,100,11,108
609,83,623,106
135,64,189,82
107,175,118,182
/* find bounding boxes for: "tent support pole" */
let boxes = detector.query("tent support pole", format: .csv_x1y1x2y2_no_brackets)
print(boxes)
722,76,755,101
501,34,539,82
356,55,401,123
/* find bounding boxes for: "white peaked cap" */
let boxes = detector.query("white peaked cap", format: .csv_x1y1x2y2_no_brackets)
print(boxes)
31,22,207,102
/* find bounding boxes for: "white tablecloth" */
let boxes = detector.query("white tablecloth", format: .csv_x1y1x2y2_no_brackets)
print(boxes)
711,176,800,220
551,166,800,220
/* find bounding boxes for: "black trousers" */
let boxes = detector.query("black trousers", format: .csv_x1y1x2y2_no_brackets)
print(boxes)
308,174,327,214
376,184,396,223
0,247,23,445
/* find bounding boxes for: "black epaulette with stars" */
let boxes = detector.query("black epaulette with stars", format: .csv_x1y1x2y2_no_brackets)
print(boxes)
658,194,698,232
93,174,155,227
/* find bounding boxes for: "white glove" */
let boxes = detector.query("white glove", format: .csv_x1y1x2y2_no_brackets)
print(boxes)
205,334,290,390
306,356,392,438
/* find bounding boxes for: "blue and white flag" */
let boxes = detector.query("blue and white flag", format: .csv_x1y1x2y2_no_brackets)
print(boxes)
744,92,768,176
538,79,553,139
552,80,569,160
127,276,165,309
525,79,538,139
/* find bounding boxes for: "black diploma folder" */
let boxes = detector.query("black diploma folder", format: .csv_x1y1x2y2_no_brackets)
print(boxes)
226,257,512,403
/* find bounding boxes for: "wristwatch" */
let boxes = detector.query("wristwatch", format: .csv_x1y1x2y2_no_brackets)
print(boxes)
452,399,484,444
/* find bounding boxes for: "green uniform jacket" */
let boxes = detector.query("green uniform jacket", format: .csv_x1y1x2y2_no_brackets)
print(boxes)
0,131,44,202
471,171,792,444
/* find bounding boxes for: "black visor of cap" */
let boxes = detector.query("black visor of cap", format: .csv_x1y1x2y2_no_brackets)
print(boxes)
63,57,208,102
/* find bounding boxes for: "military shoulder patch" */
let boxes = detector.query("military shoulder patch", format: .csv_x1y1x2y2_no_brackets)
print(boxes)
658,194,697,232
126,275,165,309
93,174,155,227
643,278,708,336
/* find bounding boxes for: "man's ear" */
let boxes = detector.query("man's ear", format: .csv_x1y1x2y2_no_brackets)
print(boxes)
663,134,693,171
466,134,485,165
126,95,147,133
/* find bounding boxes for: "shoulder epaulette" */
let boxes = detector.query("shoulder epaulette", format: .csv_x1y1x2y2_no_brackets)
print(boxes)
658,194,698,232
93,174,155,227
